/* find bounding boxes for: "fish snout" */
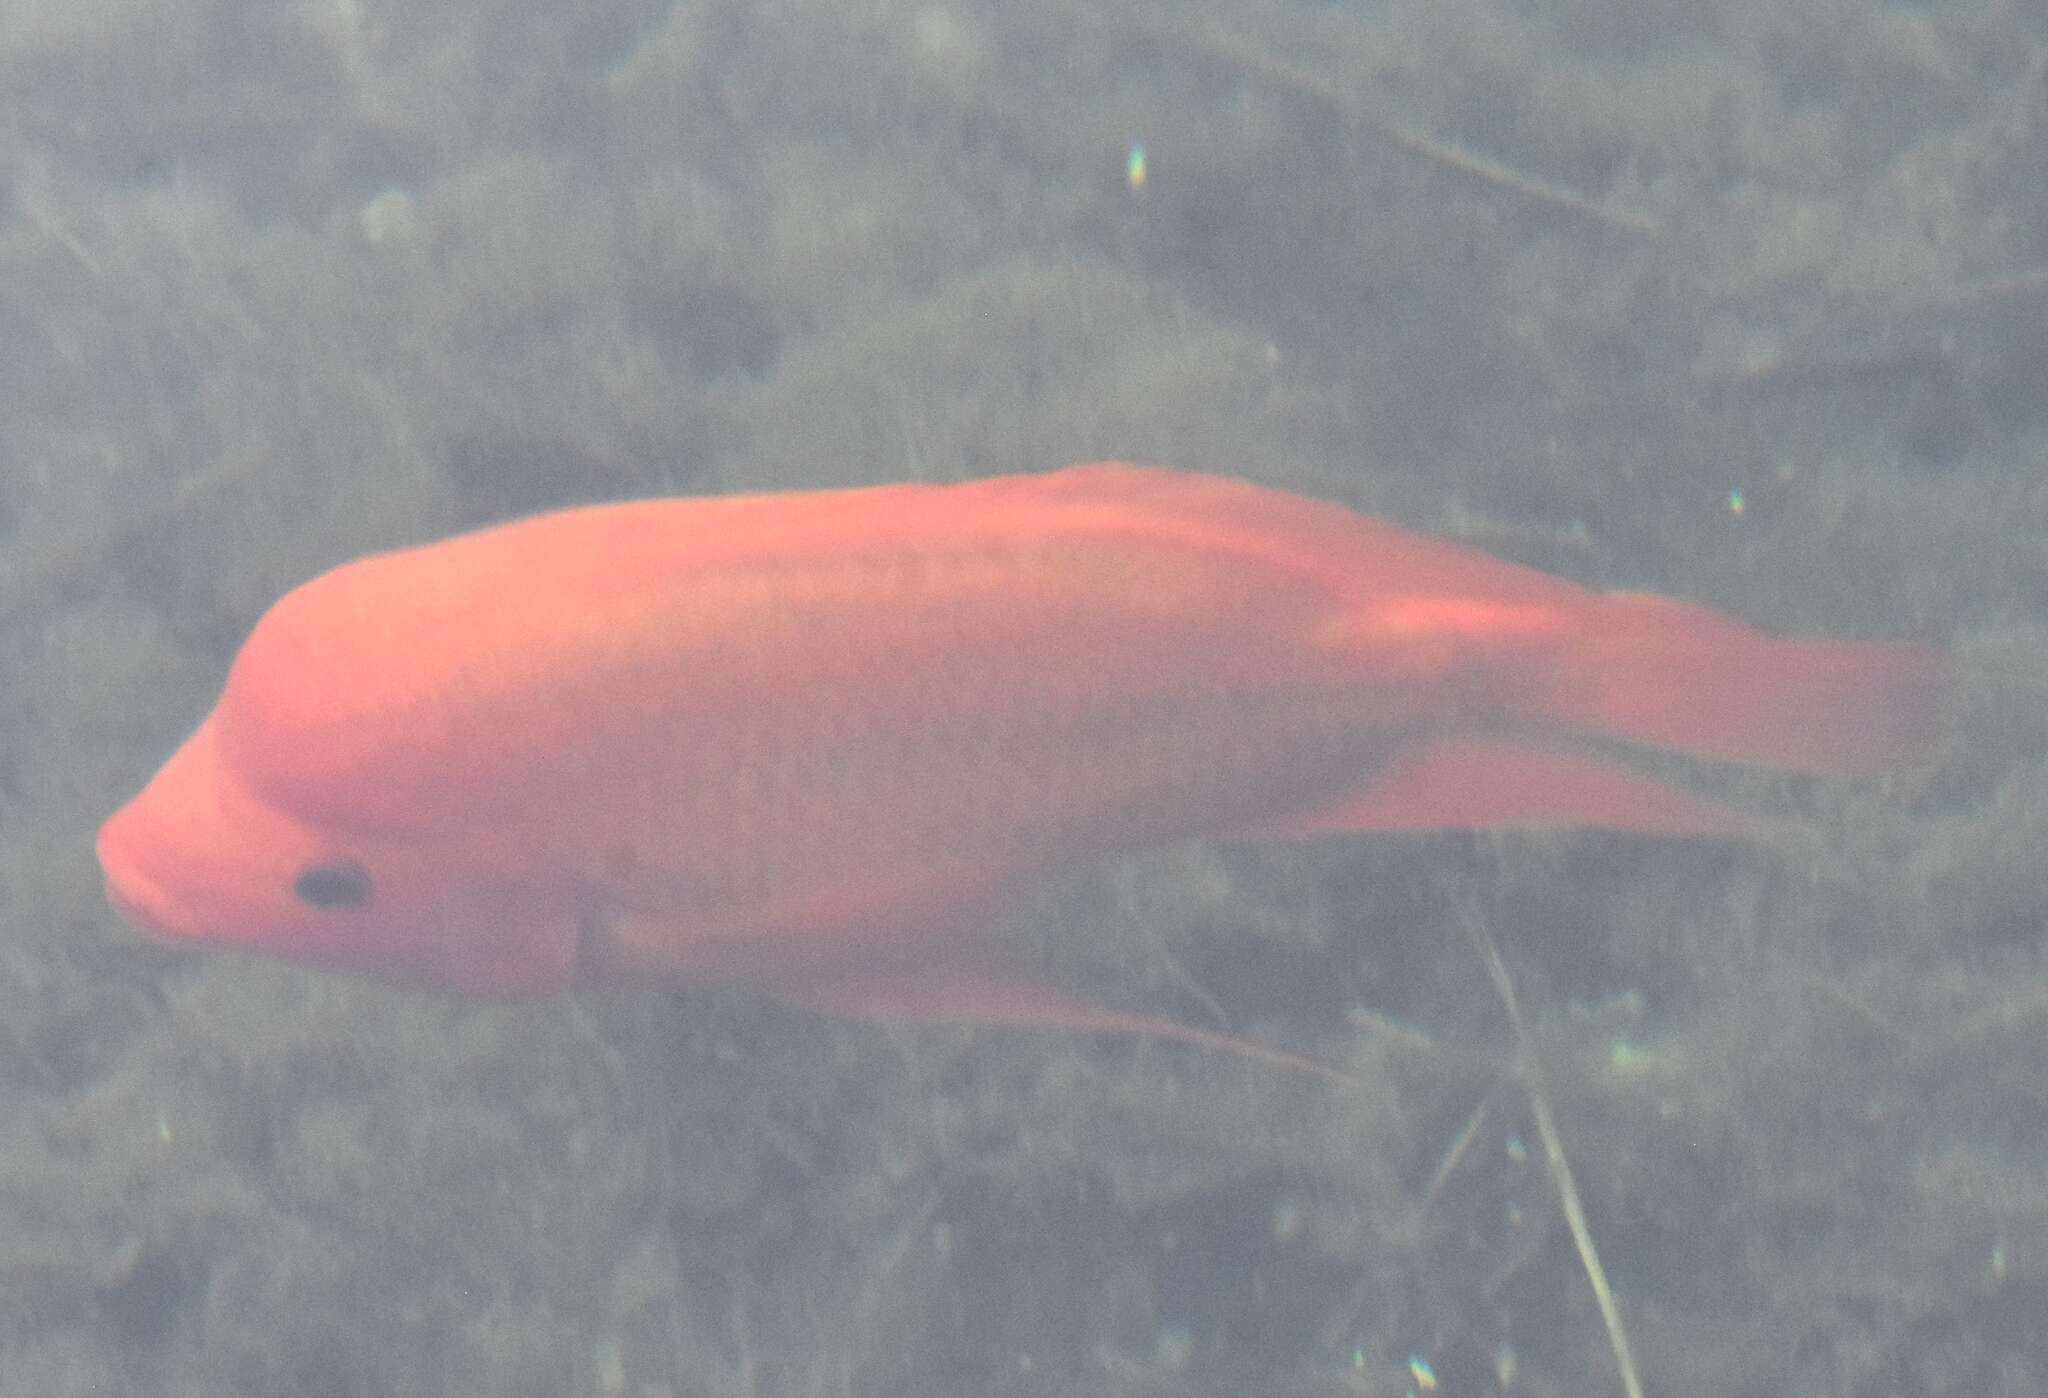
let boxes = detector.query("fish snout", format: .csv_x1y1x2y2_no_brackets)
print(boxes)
96,799,202,943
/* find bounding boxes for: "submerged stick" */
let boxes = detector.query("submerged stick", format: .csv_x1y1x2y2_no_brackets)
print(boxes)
1472,926,1645,1398
1186,18,1660,236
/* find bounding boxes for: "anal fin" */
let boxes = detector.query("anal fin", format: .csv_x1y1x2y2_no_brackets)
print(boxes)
1248,735,1761,839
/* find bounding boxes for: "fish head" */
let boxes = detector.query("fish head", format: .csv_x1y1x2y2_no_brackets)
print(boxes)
96,712,583,996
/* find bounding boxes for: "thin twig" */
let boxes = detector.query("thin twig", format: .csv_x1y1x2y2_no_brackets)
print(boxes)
1472,926,1645,1398
1187,19,1660,236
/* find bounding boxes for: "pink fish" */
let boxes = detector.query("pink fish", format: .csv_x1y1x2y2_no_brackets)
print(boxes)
96,464,1946,1066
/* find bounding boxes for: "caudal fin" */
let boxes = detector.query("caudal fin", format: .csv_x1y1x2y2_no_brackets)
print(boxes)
1558,593,1951,775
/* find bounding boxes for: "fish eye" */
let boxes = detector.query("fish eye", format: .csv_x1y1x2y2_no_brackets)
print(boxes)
293,858,372,910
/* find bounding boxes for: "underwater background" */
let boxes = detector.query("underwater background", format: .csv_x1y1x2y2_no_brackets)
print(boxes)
3,0,2045,1393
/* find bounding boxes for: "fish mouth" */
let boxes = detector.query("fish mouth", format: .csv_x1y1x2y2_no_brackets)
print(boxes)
95,806,193,943
99,853,182,943
102,874,148,932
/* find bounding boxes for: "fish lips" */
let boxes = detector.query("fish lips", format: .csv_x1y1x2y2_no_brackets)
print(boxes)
93,718,298,950
96,797,208,945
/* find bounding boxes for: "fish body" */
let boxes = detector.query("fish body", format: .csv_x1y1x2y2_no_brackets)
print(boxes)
96,464,1946,1020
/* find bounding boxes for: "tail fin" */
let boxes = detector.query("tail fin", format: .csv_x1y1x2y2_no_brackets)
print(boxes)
1557,593,1951,774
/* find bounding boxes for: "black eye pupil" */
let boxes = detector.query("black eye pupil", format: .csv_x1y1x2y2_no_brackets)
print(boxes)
293,859,371,909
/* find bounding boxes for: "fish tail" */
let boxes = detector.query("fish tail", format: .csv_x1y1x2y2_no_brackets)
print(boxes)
1557,593,1951,775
